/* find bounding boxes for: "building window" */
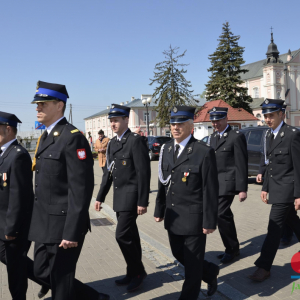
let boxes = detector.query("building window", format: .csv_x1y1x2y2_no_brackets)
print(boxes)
253,87,259,98
143,112,149,123
231,125,239,130
277,92,281,99
103,118,105,127
98,119,100,128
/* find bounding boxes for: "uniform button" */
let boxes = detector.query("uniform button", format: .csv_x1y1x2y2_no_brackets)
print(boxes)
115,187,117,189
37,156,40,160
114,158,116,160
270,168,272,170
36,170,39,173
269,154,272,157
215,151,217,153
172,181,174,184
172,192,174,195
115,177,117,179
270,161,272,164
62,211,65,214
35,184,38,187
270,175,273,177
172,203,175,206
35,197,37,201
172,170,174,173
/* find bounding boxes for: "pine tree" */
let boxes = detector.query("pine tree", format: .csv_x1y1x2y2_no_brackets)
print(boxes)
150,45,197,127
205,22,252,112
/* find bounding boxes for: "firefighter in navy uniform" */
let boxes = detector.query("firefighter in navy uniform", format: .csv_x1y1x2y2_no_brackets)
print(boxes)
29,81,110,300
154,106,219,300
207,107,248,264
248,99,300,282
95,104,151,292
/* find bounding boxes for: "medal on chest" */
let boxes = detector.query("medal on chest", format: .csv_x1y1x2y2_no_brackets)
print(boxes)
182,172,189,182
3,173,7,187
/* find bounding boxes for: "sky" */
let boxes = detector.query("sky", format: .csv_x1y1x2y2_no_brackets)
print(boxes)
1,0,299,132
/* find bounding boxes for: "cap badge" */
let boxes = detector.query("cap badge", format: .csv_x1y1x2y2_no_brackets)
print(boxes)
212,107,216,112
111,105,115,109
173,107,178,113
280,132,284,137
265,99,269,104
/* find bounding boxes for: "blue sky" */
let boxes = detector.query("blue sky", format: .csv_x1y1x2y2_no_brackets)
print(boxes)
1,0,299,131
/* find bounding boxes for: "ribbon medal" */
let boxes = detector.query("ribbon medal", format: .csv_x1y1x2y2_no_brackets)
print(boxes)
182,172,189,182
3,173,7,187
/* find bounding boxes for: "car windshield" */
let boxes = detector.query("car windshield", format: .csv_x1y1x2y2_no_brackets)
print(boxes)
155,137,172,144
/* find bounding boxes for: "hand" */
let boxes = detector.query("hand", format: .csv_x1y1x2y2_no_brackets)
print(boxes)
239,191,247,202
95,201,103,211
295,198,300,211
261,191,268,204
59,240,78,249
154,217,164,222
5,235,16,240
203,229,215,234
256,174,263,183
137,206,147,215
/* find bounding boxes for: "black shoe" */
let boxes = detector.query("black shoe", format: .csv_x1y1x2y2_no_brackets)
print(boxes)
217,253,225,259
280,237,292,246
38,286,49,298
207,277,218,297
127,272,147,292
115,275,132,286
220,250,240,264
98,293,110,300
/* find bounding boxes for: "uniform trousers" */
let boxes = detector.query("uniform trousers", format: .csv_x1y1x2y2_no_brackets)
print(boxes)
116,211,145,277
255,203,300,271
0,237,31,300
33,239,100,300
218,195,239,254
168,232,208,300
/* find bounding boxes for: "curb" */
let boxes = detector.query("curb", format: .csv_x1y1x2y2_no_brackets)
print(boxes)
91,197,252,300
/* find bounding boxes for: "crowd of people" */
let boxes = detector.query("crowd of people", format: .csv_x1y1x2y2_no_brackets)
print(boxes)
0,80,300,300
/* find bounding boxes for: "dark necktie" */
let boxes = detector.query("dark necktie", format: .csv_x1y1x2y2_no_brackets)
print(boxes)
174,144,180,163
269,133,274,148
40,131,48,148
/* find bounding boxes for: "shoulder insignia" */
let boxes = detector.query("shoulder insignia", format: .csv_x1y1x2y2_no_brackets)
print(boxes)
71,129,79,134
53,131,60,136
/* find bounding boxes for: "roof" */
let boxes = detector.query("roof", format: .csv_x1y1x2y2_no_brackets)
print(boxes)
250,98,264,109
240,49,300,81
194,100,258,123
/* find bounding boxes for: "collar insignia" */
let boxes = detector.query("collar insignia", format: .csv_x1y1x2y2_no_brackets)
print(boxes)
265,99,269,104
173,107,178,113
187,147,192,153
280,132,284,137
224,132,228,137
168,146,172,152
53,131,60,136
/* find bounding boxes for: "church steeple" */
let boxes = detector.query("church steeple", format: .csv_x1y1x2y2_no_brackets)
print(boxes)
264,30,283,64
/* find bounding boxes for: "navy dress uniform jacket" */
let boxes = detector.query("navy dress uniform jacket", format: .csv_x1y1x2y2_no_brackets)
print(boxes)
262,123,300,204
0,141,33,240
96,129,151,211
209,126,248,196
28,118,94,244
154,137,219,235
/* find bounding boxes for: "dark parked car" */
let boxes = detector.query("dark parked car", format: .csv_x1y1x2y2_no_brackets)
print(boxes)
147,136,173,161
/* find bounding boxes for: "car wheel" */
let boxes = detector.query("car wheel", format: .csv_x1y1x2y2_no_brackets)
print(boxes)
149,151,154,161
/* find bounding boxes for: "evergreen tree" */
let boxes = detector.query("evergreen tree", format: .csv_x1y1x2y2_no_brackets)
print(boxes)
205,22,252,112
150,45,197,127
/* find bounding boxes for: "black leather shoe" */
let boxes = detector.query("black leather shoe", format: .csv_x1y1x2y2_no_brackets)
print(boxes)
220,250,240,264
127,271,147,292
98,293,110,300
115,275,132,286
207,277,218,297
38,286,49,298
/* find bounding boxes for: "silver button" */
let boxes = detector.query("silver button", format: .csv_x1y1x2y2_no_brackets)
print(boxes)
172,204,175,206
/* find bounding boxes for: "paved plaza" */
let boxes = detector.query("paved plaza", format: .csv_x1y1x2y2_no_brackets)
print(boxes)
1,160,300,299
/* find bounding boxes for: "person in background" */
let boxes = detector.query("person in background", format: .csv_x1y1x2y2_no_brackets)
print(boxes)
88,131,93,151
94,130,110,171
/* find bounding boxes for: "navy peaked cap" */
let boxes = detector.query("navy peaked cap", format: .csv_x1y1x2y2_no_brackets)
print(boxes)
260,99,285,114
0,111,22,127
108,104,130,119
32,81,69,103
208,107,228,121
170,106,195,123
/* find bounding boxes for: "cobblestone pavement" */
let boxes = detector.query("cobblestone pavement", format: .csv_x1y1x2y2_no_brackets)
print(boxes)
1,160,300,299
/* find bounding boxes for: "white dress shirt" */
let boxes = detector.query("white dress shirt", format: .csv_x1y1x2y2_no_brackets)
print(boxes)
117,128,129,141
46,116,65,135
0,139,17,156
271,121,283,139
174,134,192,158
218,124,229,137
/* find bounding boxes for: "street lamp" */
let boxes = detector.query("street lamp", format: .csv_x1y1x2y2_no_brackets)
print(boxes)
142,97,152,136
